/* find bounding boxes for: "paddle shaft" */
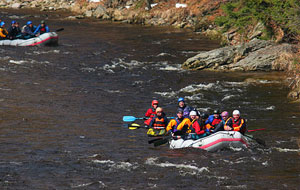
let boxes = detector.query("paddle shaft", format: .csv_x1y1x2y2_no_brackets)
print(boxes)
248,128,266,132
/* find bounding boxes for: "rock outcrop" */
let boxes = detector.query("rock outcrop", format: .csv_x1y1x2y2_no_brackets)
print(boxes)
182,39,296,71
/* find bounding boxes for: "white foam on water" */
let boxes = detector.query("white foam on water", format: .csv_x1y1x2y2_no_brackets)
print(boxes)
92,159,115,164
105,89,121,93
9,60,27,65
179,83,215,93
275,140,286,144
102,64,116,73
222,94,239,101
224,81,247,86
257,80,280,84
157,53,175,57
262,161,269,166
0,161,22,165
27,50,60,55
0,87,11,91
145,157,209,174
0,56,10,61
81,67,96,73
265,106,275,110
225,185,247,189
91,159,138,171
159,65,181,71
273,147,300,153
71,181,106,189
154,91,177,98
184,93,204,101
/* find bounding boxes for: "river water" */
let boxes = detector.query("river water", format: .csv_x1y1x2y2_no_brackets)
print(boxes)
0,9,299,190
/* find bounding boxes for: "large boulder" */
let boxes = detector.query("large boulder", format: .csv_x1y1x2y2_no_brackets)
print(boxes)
93,5,109,19
11,3,21,9
182,39,295,71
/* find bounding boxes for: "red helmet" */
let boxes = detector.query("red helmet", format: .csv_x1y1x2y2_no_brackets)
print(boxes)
152,100,159,106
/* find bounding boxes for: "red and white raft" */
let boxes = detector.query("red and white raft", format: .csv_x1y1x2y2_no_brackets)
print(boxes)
169,131,250,152
0,32,58,46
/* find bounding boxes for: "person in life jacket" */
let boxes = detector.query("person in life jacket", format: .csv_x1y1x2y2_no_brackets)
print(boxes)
175,111,206,139
144,100,158,126
205,109,223,132
7,21,21,40
177,97,193,118
211,111,229,133
149,107,169,130
0,21,9,40
224,110,247,134
34,20,50,35
21,21,37,39
166,109,184,133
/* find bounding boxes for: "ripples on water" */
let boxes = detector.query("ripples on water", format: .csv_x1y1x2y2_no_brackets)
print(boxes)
0,9,299,189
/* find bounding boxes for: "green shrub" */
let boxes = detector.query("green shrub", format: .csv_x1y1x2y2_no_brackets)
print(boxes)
215,0,300,41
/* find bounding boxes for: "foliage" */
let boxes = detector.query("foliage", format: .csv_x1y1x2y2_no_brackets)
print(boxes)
215,0,300,40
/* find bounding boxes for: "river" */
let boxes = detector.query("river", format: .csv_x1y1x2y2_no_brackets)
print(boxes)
0,9,299,189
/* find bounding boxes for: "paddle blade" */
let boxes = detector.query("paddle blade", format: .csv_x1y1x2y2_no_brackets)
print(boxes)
255,138,266,146
154,137,171,147
123,116,136,122
148,138,163,144
128,123,140,130
55,28,64,32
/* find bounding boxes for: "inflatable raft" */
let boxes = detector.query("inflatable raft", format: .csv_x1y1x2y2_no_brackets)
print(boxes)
0,32,58,46
169,131,249,152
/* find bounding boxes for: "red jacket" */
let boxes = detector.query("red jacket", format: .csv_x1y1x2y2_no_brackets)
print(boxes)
192,120,206,135
144,108,156,126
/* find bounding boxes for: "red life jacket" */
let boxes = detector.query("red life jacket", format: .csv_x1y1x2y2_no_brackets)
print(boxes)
40,27,46,34
229,117,246,134
211,118,222,129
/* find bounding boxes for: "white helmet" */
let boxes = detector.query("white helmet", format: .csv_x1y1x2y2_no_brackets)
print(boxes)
189,111,197,116
233,110,240,115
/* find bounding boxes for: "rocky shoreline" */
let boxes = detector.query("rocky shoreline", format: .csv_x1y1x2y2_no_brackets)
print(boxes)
0,0,299,101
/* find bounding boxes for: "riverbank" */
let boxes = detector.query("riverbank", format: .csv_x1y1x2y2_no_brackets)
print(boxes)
0,0,299,101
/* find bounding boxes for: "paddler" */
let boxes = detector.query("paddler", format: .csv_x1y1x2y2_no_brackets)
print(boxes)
177,97,193,118
147,107,169,136
34,20,50,35
211,111,229,133
224,110,247,134
205,109,223,133
166,109,184,133
0,21,8,40
175,111,206,140
144,100,158,127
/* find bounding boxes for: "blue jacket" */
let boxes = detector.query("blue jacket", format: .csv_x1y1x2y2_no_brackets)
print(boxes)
34,24,49,34
205,115,224,124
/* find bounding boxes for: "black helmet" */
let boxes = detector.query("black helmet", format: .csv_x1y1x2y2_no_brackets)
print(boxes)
177,108,183,114
213,109,220,114
201,112,209,119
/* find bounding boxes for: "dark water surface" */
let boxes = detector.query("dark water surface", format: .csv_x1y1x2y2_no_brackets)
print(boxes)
0,9,299,190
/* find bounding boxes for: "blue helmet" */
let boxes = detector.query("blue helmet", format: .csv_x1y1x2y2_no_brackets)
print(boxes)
11,20,16,24
27,21,32,25
0,21,5,27
178,97,184,102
